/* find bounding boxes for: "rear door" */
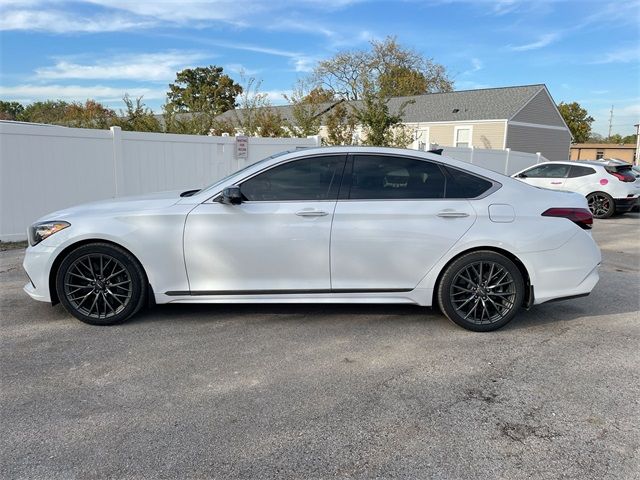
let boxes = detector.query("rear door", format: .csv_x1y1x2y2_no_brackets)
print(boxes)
564,165,597,195
330,154,483,291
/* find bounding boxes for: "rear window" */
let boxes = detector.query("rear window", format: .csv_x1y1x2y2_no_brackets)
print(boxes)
443,166,494,198
605,165,636,181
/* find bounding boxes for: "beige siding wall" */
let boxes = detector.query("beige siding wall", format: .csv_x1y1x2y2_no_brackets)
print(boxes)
428,124,455,146
405,121,506,149
471,122,505,149
506,124,571,161
512,90,566,127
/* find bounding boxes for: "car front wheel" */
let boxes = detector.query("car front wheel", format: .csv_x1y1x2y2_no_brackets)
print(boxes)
55,243,147,325
587,192,615,219
437,251,525,332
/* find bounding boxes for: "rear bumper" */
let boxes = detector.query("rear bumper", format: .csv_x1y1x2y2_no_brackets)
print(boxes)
520,229,601,305
614,196,639,212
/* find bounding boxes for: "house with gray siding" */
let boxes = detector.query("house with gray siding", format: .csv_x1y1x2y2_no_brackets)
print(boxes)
216,84,572,161
393,84,571,161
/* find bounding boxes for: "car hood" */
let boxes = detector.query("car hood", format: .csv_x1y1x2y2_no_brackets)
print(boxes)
35,190,186,222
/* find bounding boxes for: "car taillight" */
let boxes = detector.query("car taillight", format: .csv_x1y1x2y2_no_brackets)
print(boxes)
542,208,593,229
608,171,635,182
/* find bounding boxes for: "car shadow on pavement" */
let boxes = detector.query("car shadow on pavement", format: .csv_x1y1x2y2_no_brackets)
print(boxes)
126,282,637,331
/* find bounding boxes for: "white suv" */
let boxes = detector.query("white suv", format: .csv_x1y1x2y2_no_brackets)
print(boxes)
512,161,640,218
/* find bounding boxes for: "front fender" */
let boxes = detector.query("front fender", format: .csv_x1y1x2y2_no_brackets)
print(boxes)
26,205,193,302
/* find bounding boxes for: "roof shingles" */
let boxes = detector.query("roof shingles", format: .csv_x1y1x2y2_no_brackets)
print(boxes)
211,84,548,125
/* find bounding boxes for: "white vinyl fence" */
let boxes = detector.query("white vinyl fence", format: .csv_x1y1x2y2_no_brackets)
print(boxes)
430,145,548,176
0,122,319,241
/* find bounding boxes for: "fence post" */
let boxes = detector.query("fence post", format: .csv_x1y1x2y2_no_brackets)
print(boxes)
536,152,542,164
504,148,511,175
110,126,124,197
307,135,321,146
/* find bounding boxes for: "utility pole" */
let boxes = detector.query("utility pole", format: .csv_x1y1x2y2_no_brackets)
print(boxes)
634,123,639,166
607,105,614,139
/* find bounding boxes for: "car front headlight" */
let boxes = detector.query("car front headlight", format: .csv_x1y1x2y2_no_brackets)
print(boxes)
28,221,70,246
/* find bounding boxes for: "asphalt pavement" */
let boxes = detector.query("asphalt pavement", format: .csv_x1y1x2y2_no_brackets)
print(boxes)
1,214,639,479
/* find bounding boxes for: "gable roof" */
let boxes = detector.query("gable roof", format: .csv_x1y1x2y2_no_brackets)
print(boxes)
214,84,551,125
385,84,546,122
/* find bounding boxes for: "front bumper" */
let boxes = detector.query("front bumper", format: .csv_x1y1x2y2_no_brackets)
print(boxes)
22,245,56,303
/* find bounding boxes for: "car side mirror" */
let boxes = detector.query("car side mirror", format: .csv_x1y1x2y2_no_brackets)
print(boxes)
221,186,243,205
516,173,527,178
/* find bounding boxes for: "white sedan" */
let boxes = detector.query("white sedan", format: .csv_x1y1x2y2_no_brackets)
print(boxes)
23,147,601,331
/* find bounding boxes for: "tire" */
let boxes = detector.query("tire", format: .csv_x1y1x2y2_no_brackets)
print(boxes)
437,251,525,332
55,242,147,325
587,192,615,219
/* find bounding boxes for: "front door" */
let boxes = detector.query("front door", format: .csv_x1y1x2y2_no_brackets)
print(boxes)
330,154,480,291
518,163,570,190
183,155,346,293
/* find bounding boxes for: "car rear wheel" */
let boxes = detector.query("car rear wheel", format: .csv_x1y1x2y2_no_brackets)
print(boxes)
55,243,147,325
587,192,615,219
437,251,525,332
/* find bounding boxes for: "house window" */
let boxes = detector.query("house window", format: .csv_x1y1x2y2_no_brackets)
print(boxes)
454,127,471,148
596,150,604,159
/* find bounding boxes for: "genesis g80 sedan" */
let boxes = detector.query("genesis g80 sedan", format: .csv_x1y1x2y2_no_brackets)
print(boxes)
24,147,601,331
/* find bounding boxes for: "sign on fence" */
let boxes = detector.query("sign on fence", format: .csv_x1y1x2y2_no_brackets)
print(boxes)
235,135,248,160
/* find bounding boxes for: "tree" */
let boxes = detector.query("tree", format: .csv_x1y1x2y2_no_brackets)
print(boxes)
166,66,242,115
352,84,414,147
323,101,357,146
18,99,116,129
557,101,594,143
0,101,24,120
230,76,289,137
20,100,69,124
313,36,453,100
587,132,605,143
63,100,116,129
313,37,451,147
113,94,162,132
284,82,336,138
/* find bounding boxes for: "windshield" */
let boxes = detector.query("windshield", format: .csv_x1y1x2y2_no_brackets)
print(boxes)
199,150,293,193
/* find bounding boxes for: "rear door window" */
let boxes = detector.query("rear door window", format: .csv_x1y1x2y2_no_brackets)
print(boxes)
349,155,446,199
568,166,596,178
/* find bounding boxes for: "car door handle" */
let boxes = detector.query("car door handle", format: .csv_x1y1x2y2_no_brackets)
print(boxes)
437,211,470,218
296,209,329,217
550,181,563,184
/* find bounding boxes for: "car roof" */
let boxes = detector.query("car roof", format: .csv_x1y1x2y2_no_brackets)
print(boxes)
531,160,605,167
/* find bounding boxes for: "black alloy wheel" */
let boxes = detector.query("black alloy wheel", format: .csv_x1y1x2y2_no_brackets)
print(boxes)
56,243,146,325
587,192,615,219
438,251,525,332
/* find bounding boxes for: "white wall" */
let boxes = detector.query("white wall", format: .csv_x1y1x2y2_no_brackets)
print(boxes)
0,122,319,241
430,145,547,176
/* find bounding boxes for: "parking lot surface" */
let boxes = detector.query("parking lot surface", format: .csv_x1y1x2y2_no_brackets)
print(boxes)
1,214,639,479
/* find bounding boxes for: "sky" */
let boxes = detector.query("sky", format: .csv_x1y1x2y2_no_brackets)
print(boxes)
0,0,639,136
